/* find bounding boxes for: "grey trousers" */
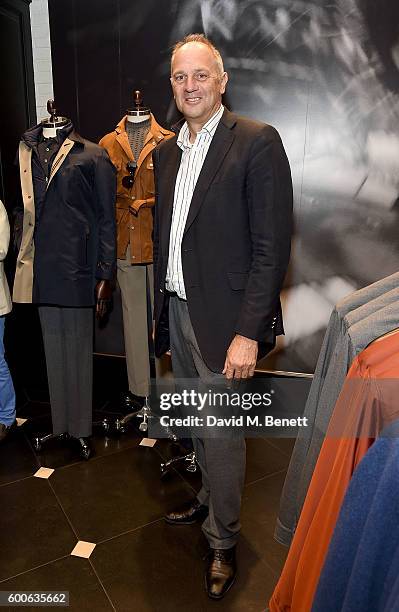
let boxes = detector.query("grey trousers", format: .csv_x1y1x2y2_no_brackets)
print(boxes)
169,295,246,550
38,306,93,438
117,256,172,397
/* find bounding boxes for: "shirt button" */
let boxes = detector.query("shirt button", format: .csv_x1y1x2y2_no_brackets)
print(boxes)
132,255,135,259
44,158,48,163
46,147,50,151
130,226,135,230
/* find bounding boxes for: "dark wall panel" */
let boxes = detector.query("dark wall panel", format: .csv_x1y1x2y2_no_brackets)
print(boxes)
73,0,120,142
0,0,36,207
48,0,77,125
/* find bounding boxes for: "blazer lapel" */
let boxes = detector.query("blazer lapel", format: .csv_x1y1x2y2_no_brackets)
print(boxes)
183,120,234,236
116,130,134,161
160,142,182,255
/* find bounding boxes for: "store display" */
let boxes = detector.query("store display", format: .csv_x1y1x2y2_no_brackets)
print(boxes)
276,273,399,546
13,101,116,456
270,281,399,611
99,91,174,411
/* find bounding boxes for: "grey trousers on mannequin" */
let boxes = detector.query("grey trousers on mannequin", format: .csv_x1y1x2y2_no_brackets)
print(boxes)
169,295,246,550
117,253,172,397
38,306,93,438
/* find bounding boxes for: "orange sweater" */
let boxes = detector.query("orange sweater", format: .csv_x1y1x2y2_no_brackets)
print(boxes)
270,331,399,612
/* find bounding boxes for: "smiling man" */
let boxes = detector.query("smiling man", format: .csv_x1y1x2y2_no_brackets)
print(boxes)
153,33,293,599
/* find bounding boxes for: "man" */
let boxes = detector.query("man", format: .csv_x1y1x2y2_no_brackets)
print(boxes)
153,33,293,599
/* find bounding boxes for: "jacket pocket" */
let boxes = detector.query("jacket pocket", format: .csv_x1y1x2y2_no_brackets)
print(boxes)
227,272,249,290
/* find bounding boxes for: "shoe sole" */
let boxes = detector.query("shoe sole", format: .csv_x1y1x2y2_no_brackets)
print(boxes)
164,517,199,525
205,573,237,600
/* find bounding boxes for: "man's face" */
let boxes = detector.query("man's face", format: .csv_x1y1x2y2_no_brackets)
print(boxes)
171,42,228,128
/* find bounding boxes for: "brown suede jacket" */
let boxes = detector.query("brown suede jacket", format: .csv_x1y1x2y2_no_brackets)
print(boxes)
99,114,174,263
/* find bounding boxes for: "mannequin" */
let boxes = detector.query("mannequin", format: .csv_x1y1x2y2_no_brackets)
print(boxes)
41,99,69,138
14,99,116,459
41,101,113,312
99,91,174,419
126,91,151,122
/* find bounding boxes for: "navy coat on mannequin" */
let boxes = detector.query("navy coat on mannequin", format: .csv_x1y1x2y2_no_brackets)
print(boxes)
13,123,116,307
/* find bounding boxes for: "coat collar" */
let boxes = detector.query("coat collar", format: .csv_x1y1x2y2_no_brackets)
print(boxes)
114,114,171,165
171,107,237,134
115,113,171,139
21,121,81,148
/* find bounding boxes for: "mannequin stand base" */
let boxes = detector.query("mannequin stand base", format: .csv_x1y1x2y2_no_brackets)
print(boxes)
160,450,197,479
113,397,197,477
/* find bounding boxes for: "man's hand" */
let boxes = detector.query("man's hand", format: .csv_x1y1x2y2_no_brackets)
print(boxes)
222,334,258,380
95,280,113,319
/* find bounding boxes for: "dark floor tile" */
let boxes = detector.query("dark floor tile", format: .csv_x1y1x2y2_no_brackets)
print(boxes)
0,478,77,581
25,385,50,403
241,472,289,576
17,400,51,419
92,520,278,612
263,437,296,457
51,445,195,542
245,438,291,484
0,556,112,612
14,387,29,410
0,427,39,486
95,397,124,415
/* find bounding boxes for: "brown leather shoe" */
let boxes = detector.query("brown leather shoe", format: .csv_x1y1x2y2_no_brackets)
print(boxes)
205,546,237,599
164,499,208,525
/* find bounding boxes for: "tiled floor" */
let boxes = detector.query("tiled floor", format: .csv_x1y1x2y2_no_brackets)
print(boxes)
0,357,295,612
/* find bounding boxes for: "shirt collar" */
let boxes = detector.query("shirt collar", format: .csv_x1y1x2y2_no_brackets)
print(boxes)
177,104,224,150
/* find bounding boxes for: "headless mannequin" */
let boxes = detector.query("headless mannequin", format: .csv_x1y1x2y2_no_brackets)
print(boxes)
42,101,112,317
20,100,116,459
99,91,175,416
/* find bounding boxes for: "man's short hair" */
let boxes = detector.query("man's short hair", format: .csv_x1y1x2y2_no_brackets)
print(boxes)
171,33,225,75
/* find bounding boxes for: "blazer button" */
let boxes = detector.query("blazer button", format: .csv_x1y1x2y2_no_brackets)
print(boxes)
130,226,135,230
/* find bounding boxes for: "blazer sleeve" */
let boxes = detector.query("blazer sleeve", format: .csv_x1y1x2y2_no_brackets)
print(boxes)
94,149,117,280
235,126,293,341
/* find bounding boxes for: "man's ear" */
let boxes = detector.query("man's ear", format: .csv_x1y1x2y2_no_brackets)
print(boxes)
220,71,228,95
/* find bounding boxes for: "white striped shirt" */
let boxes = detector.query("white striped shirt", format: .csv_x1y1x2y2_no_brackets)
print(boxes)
166,104,224,299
